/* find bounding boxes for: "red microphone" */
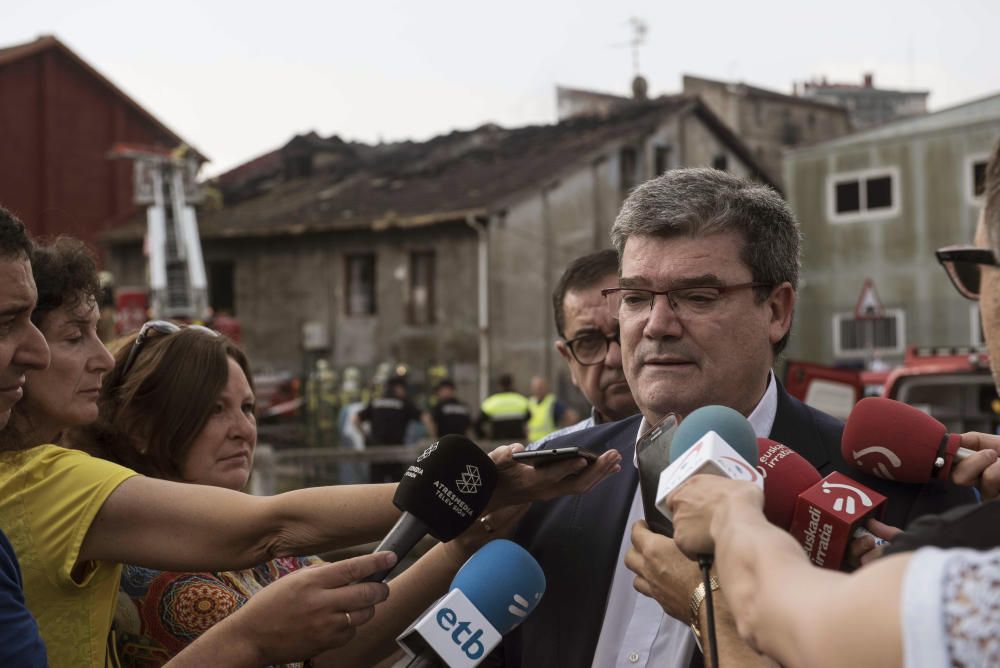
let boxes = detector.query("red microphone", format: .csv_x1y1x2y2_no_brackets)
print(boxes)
842,398,976,484
755,438,821,530
789,472,887,570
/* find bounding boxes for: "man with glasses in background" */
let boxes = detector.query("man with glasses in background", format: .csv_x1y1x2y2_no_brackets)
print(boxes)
491,168,977,668
530,250,639,450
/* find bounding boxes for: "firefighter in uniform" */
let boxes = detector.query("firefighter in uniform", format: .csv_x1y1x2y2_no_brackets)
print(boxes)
353,376,424,483
475,373,530,442
425,378,473,439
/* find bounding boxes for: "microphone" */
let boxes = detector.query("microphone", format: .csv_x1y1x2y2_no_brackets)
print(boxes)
397,539,545,667
654,405,762,521
789,471,887,570
755,438,822,530
363,435,498,582
842,397,975,483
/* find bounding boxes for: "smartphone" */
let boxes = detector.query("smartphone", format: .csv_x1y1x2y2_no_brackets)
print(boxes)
512,447,598,467
635,413,680,536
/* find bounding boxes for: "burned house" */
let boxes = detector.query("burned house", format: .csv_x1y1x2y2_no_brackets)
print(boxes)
105,95,775,405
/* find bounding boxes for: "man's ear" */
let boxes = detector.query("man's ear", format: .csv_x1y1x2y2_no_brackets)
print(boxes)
555,340,582,389
767,282,796,346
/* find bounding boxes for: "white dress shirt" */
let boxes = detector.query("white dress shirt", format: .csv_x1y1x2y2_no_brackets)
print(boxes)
590,372,778,668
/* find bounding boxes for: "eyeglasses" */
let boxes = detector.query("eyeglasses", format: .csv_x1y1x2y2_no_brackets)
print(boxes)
602,283,774,321
936,245,1000,301
564,329,620,366
118,320,219,381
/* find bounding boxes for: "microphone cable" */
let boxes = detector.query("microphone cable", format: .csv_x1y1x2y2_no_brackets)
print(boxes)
698,555,719,668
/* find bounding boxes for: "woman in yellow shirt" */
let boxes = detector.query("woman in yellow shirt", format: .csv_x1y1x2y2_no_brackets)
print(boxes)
0,237,621,667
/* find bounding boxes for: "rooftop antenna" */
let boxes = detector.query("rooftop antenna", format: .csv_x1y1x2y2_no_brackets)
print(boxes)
627,17,648,77
610,17,648,76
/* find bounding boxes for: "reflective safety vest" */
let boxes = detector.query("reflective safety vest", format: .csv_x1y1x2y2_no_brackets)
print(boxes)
480,391,531,440
481,392,531,420
528,394,558,442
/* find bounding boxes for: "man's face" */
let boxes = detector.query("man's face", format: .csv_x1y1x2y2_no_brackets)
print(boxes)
0,255,50,429
975,211,1000,389
618,232,794,424
555,273,637,422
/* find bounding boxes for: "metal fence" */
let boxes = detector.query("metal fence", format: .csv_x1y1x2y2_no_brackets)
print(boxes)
249,441,505,495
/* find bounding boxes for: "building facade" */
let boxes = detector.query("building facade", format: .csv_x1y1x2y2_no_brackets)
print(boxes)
799,73,929,130
682,74,853,187
0,35,200,259
105,96,773,408
784,92,1000,367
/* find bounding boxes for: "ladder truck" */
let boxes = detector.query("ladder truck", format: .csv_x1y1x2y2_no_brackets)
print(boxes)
110,142,209,321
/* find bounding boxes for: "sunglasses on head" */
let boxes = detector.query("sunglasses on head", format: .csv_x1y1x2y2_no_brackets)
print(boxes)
935,245,1000,300
118,320,219,382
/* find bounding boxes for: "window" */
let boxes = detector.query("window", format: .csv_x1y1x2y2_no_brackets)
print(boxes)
207,261,235,315
408,251,435,325
345,254,376,315
654,146,672,176
827,168,900,222
832,309,906,358
712,153,728,172
620,146,638,196
967,154,990,204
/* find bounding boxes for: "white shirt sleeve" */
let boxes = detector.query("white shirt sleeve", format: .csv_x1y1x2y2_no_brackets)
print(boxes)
902,547,1000,668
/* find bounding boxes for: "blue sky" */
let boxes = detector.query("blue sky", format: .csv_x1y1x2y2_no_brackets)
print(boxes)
4,0,997,175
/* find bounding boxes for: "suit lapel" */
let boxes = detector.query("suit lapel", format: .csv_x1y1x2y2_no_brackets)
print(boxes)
769,382,831,471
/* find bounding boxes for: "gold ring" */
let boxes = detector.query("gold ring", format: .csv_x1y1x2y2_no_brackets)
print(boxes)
344,611,353,628
480,516,493,533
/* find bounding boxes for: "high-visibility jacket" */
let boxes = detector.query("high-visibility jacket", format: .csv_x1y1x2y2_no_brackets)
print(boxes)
528,393,558,442
479,392,530,440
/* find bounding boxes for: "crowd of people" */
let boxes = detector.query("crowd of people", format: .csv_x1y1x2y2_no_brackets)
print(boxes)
2,140,1000,667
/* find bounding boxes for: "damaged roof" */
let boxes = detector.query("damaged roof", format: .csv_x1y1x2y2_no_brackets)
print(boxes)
105,94,775,244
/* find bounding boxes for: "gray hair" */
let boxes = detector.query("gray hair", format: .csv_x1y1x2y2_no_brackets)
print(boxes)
610,168,801,354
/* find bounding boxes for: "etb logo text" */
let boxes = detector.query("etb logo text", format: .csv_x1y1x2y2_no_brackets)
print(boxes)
436,607,487,660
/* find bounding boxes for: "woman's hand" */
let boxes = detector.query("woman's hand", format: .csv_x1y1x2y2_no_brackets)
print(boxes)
667,476,763,560
442,503,532,567
184,552,395,667
953,432,1000,499
486,443,621,510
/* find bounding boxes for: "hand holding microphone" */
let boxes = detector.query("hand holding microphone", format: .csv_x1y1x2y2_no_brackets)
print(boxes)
843,397,1000,497
665,476,764,560
364,435,499,582
949,432,1000,498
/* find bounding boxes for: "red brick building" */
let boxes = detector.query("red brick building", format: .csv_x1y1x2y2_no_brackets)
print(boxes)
0,35,203,259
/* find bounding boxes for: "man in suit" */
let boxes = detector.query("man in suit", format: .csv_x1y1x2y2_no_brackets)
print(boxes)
491,168,978,668
531,249,639,450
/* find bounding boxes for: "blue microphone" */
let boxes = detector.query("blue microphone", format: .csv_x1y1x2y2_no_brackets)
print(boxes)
670,404,758,463
656,405,762,521
397,539,546,667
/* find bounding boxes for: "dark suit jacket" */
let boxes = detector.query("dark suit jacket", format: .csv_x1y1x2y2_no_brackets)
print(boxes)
491,383,977,668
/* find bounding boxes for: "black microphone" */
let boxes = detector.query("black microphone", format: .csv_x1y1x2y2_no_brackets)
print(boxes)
363,435,498,582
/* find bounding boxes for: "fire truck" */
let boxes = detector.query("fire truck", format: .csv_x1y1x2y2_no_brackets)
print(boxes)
785,346,999,434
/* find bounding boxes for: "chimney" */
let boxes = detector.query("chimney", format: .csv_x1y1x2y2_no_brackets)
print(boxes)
632,75,649,100
863,72,874,88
